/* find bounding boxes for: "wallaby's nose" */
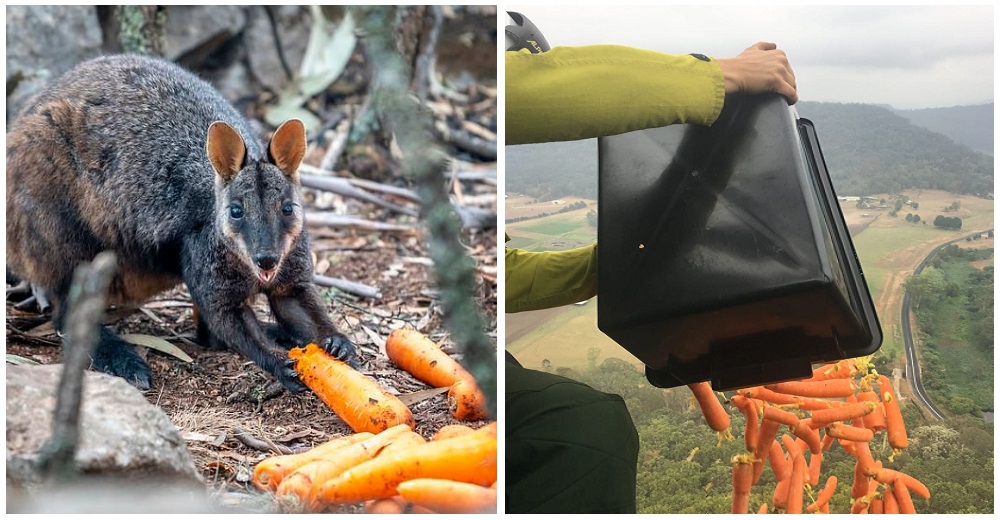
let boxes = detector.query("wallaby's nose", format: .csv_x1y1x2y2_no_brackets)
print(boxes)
255,254,279,271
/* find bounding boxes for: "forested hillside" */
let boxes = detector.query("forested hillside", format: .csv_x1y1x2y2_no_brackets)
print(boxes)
796,102,994,196
895,103,994,156
505,103,994,200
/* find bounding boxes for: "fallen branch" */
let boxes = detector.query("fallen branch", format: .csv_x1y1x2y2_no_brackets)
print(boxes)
313,274,382,300
232,427,294,456
38,251,118,482
299,168,419,217
305,212,415,232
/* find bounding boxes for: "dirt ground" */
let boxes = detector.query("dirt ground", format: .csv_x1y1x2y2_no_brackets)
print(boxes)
6,206,496,512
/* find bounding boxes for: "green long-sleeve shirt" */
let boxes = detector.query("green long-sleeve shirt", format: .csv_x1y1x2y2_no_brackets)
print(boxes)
505,45,726,313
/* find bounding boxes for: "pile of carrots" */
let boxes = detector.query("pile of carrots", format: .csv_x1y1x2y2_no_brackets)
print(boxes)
258,328,495,512
253,421,497,513
688,359,930,514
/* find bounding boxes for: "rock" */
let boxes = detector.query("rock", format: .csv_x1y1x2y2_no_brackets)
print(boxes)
5,364,202,491
162,5,247,61
5,5,103,123
244,5,313,95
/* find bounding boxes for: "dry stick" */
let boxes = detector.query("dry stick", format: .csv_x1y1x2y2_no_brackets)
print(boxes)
313,274,382,300
233,427,294,456
355,6,496,418
299,170,419,217
37,251,118,482
306,212,415,232
318,118,353,172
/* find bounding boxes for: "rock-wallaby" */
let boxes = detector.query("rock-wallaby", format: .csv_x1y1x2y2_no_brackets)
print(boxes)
6,54,357,391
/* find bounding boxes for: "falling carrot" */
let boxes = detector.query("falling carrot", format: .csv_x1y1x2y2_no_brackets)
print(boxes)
807,452,822,487
808,400,877,428
397,478,498,514
851,459,870,499
753,418,782,484
792,421,822,455
448,377,492,421
688,382,731,432
785,454,807,514
855,390,886,431
730,395,760,451
385,328,473,388
825,422,874,443
289,344,415,434
806,475,837,512
872,468,930,500
731,454,755,514
884,485,900,514
767,442,791,482
854,439,877,477
893,480,917,514
762,405,801,427
878,375,908,450
772,478,790,510
765,379,855,398
757,503,769,514
802,360,857,381
252,432,374,492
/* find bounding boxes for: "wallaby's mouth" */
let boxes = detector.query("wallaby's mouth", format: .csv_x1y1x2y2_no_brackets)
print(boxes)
258,268,278,284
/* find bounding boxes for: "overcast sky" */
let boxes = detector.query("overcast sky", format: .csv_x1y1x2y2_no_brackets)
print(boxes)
505,5,994,109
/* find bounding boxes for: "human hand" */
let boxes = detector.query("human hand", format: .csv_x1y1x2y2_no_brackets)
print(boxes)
716,42,798,104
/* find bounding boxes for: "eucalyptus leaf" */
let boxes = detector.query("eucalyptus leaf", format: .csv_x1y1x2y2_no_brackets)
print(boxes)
299,6,357,98
6,354,40,366
121,333,194,363
264,102,322,134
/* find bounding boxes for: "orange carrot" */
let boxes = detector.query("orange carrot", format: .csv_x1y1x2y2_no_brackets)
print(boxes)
851,459,869,499
792,421,822,454
449,377,492,421
772,478,789,510
385,328,473,388
807,475,837,512
802,360,857,381
364,497,406,514
807,452,823,487
893,480,917,514
397,478,497,514
431,424,477,441
872,468,930,500
878,375,908,450
738,386,804,406
688,382,730,432
315,422,497,505
854,439,877,477
884,485,900,514
274,424,411,509
781,433,803,460
765,379,855,398
762,405,801,427
825,422,874,443
732,454,755,514
820,430,836,451
378,430,428,456
768,442,791,481
757,503,769,514
809,400,877,428
870,495,884,514
856,390,886,431
851,494,872,514
252,432,374,492
289,344,415,434
785,454,807,514
753,418,782,484
730,395,760,452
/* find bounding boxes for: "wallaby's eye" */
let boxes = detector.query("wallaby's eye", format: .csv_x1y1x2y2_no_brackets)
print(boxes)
281,203,295,216
229,204,244,220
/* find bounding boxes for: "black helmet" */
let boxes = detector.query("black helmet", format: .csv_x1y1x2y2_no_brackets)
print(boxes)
505,11,550,53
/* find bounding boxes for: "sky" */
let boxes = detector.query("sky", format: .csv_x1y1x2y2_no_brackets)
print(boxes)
505,5,994,110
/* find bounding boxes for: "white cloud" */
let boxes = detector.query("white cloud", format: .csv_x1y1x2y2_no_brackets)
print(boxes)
505,5,994,109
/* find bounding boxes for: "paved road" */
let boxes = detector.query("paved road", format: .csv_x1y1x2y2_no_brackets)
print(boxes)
900,228,992,421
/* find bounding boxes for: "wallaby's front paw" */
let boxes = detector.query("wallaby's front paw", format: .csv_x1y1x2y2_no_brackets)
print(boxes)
322,334,359,369
278,357,309,393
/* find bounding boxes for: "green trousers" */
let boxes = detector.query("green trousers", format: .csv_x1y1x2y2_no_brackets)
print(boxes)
505,361,640,513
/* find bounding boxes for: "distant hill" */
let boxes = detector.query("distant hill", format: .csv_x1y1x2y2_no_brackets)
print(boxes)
505,102,994,200
796,102,993,196
894,103,993,156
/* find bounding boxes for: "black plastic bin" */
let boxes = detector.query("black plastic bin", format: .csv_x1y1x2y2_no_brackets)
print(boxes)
596,94,881,391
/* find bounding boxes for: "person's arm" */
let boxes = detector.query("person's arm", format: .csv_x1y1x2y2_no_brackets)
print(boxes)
506,45,725,145
505,242,599,313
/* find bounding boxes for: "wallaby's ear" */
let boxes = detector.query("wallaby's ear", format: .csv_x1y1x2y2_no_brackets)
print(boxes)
268,119,306,181
206,121,246,183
